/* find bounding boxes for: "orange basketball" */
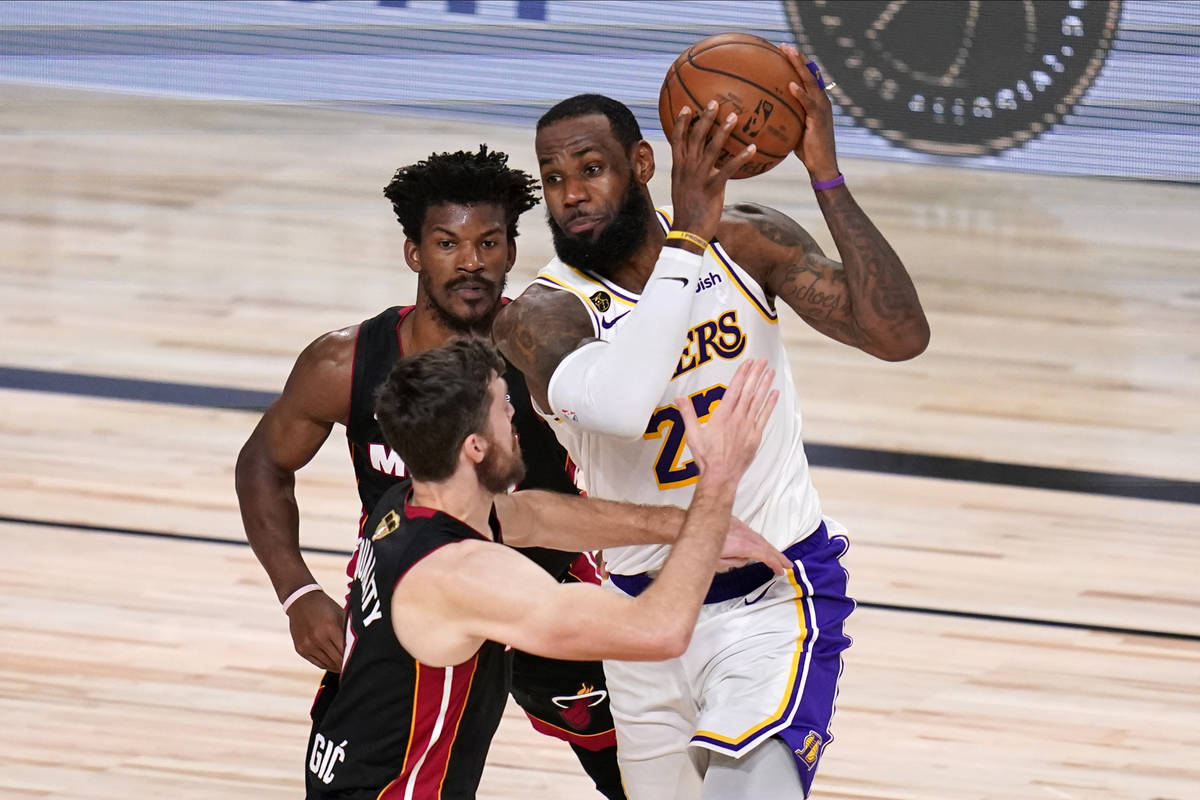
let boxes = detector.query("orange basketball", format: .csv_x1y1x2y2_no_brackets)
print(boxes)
658,33,806,179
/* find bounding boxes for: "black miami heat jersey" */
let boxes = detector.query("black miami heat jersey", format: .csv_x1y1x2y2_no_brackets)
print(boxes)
345,305,578,578
306,481,508,800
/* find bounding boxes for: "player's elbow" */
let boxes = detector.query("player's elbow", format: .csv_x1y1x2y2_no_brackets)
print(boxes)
871,319,930,362
234,430,286,499
631,613,694,660
563,388,659,441
586,416,653,441
656,623,694,659
234,437,259,496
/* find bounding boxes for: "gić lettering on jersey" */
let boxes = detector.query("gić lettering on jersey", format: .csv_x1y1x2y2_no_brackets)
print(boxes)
309,732,348,785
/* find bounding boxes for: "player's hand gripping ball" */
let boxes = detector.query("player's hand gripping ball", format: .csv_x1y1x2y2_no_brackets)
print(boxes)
659,33,807,179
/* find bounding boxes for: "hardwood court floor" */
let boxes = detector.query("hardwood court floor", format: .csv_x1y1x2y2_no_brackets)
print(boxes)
1,83,1198,798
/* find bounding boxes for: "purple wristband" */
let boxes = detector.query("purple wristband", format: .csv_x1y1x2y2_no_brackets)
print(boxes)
812,173,845,191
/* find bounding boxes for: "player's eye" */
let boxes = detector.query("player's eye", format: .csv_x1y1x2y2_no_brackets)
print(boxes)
543,173,561,185
584,164,602,175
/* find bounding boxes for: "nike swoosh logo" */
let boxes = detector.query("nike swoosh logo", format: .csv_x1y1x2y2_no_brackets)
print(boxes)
599,310,631,329
744,580,776,606
659,276,689,287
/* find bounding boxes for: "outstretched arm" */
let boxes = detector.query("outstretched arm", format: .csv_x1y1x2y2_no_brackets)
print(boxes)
494,103,757,437
494,490,791,575
721,45,928,361
392,360,779,667
235,327,356,672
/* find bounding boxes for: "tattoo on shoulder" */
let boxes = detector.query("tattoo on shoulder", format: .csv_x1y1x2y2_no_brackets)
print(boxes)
751,212,821,254
495,289,593,386
727,203,823,256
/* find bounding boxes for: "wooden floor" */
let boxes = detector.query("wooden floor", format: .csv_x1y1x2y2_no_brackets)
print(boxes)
1,82,1198,799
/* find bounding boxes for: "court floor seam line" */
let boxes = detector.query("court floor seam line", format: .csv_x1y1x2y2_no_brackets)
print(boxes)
5,513,1198,644
2,365,1197,504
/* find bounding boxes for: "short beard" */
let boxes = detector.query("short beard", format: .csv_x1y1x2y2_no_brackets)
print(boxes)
548,179,653,279
475,436,526,494
419,270,506,335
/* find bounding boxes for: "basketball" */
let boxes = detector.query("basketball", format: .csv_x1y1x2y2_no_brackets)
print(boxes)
658,33,806,179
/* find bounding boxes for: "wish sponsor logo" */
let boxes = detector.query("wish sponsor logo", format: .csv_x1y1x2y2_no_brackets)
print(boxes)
695,271,723,293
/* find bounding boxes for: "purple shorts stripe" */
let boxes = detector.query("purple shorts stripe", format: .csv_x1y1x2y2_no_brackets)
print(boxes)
691,531,853,796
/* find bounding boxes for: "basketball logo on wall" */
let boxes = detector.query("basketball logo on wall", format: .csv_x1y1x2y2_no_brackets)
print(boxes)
783,0,1122,155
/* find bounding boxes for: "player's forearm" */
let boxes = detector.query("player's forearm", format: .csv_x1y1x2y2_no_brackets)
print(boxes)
814,186,929,360
235,448,318,601
501,490,684,550
633,475,737,652
547,248,704,439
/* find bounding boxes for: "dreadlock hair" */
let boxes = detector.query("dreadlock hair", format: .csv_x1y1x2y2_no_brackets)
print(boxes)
537,94,644,153
383,145,540,243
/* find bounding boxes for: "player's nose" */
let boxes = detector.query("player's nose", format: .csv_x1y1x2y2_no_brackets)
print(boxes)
458,245,484,270
561,174,589,206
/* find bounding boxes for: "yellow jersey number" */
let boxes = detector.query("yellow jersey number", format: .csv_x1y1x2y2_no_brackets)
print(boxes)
642,383,726,489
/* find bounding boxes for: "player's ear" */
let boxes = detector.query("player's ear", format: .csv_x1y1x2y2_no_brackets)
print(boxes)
505,238,516,273
632,140,655,185
461,432,488,467
403,238,421,274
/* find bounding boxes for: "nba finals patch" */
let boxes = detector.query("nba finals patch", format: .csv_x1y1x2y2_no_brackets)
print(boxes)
795,730,822,770
373,510,401,541
589,291,611,312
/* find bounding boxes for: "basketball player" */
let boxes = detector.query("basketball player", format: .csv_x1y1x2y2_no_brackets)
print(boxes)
237,147,631,797
493,48,929,799
305,339,778,799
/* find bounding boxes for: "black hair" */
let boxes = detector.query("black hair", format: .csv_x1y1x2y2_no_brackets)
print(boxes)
374,339,507,482
383,145,540,243
536,94,644,151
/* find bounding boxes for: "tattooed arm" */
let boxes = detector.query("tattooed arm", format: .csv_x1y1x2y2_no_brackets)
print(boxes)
725,43,929,361
719,202,928,360
493,284,596,414
495,246,706,440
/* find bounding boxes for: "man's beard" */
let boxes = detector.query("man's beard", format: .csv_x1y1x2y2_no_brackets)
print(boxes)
420,270,506,335
548,179,653,278
475,434,526,494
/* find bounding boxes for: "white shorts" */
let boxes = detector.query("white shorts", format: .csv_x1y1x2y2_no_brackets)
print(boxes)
603,519,853,798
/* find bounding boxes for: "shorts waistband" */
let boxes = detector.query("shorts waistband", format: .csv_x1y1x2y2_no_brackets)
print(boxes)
609,521,828,604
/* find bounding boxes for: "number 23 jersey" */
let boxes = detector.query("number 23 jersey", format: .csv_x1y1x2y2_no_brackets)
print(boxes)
532,207,823,576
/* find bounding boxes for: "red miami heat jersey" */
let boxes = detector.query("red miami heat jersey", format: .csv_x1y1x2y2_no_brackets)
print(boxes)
305,481,508,799
345,304,579,577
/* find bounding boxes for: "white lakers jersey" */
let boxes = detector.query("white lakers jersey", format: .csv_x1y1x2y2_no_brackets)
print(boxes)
532,208,824,575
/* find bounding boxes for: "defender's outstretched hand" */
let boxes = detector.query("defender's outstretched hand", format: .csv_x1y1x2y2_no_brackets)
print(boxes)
668,100,757,244
720,515,793,576
676,358,778,484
